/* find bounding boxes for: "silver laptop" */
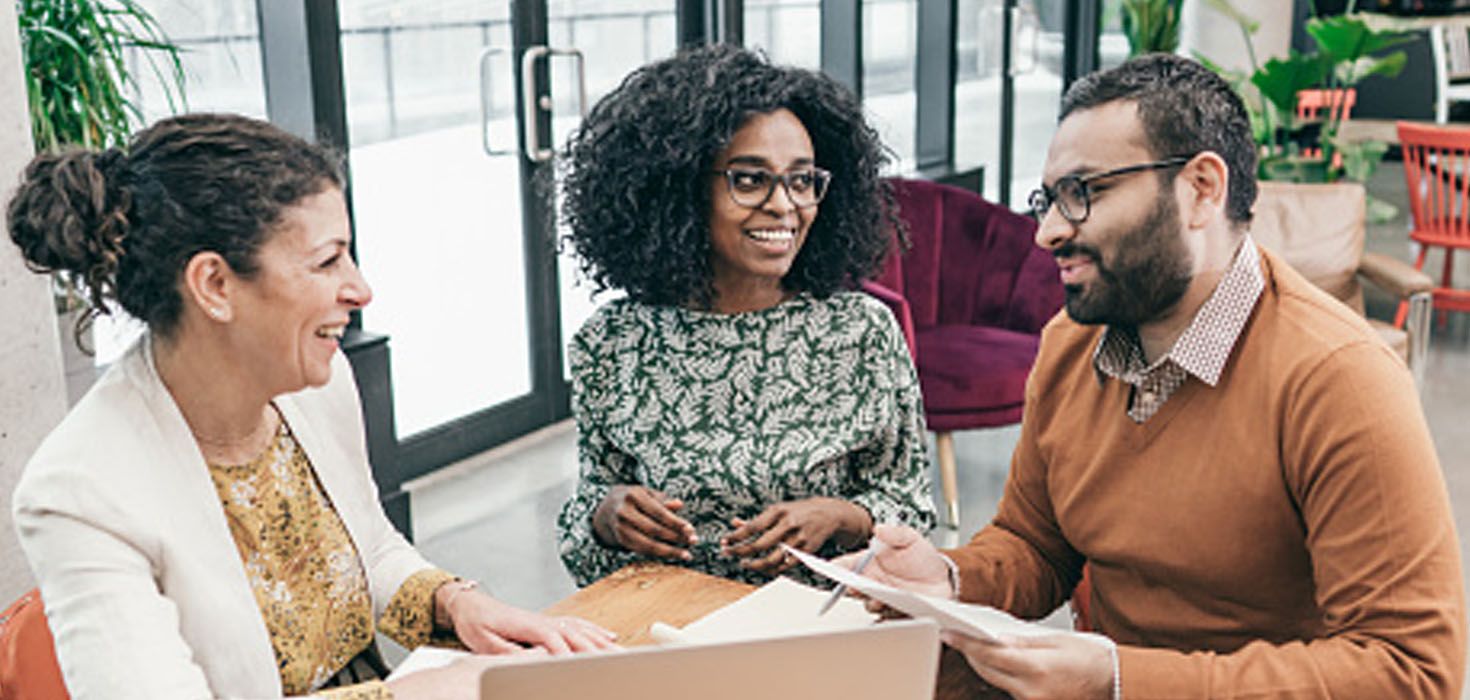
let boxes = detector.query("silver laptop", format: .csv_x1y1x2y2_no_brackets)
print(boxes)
480,619,941,700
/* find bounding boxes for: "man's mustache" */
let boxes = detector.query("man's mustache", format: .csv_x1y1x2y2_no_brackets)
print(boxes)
1054,242,1102,263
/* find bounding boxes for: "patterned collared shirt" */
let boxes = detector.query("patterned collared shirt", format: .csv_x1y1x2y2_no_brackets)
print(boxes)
1093,237,1264,423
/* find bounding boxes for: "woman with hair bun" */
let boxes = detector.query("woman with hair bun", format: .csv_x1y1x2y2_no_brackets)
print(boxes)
8,113,614,700
555,44,936,587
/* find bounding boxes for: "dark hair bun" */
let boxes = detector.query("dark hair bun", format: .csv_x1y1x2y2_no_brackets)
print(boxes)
8,147,131,315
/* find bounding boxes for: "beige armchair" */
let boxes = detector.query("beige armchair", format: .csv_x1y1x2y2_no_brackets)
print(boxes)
1250,181,1434,385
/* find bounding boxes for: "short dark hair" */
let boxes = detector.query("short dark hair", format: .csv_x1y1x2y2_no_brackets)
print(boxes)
559,44,900,308
1060,53,1257,226
7,113,343,339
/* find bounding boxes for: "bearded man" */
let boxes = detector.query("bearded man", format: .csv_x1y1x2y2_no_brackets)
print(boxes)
844,54,1465,699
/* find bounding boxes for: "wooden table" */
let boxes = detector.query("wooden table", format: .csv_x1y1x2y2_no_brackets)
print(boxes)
545,563,1009,700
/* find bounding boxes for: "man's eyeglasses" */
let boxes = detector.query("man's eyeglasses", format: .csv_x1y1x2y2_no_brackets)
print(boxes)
1027,155,1195,225
713,167,832,210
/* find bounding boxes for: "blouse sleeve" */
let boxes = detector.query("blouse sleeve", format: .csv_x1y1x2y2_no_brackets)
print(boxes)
846,299,937,533
376,568,460,649
556,319,644,587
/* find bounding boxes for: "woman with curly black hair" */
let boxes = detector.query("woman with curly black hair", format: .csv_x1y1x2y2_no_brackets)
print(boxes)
556,44,936,586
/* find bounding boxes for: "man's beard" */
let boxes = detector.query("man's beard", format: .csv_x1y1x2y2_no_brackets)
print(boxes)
1059,190,1193,327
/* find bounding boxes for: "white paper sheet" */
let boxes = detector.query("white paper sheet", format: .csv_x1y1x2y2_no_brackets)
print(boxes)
385,646,471,681
783,545,1051,642
650,575,877,645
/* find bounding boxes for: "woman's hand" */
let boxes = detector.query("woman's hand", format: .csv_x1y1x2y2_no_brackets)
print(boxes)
440,586,619,655
591,485,698,561
720,497,873,575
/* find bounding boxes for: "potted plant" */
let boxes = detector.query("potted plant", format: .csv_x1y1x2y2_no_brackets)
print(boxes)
16,0,186,359
1198,0,1409,210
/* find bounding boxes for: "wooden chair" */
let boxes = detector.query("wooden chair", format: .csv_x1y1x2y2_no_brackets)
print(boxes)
1294,88,1356,165
1396,121,1470,333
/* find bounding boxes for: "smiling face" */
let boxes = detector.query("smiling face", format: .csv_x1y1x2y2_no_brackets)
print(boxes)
1035,101,1193,327
229,187,371,393
707,109,819,307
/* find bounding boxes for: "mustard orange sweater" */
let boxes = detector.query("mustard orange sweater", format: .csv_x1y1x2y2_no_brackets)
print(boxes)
946,247,1465,698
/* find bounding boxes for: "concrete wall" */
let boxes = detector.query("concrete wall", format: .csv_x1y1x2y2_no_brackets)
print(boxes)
1181,0,1294,75
0,0,63,602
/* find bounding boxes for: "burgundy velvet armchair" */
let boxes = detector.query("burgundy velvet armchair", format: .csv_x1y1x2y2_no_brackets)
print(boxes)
864,178,1063,527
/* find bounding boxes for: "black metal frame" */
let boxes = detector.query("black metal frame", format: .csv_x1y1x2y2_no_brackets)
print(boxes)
679,0,742,45
819,0,862,97
1062,0,1100,90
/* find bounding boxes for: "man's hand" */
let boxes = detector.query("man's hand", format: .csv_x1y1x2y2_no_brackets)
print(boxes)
720,497,872,575
833,522,953,599
942,630,1116,700
591,485,697,561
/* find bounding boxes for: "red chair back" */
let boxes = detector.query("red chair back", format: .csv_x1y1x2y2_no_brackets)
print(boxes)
0,589,69,700
1399,121,1470,249
1294,88,1356,123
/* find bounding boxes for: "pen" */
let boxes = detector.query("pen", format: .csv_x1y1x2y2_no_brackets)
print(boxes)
817,539,886,616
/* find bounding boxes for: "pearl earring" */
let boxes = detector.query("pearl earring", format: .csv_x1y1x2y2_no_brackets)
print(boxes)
210,307,224,319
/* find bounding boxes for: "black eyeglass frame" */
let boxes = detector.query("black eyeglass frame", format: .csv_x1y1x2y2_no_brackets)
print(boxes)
711,166,832,210
1028,155,1197,224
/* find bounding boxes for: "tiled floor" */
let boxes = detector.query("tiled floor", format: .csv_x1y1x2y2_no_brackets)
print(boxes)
404,162,1470,685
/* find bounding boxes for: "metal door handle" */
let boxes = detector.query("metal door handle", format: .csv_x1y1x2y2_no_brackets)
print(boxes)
521,45,589,162
478,46,510,156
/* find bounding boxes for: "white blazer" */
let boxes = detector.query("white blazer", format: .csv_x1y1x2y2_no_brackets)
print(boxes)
12,338,433,699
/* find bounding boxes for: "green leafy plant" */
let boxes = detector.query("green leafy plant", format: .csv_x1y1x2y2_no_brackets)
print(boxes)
1199,0,1409,194
1121,0,1183,57
17,0,187,153
17,0,188,345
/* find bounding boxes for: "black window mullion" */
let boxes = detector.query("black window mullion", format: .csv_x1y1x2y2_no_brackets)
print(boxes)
1062,0,1099,91
915,0,957,172
820,0,862,98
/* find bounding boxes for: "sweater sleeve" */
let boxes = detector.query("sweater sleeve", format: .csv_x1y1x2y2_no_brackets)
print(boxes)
1115,341,1465,699
556,322,642,587
847,302,937,534
941,366,1083,620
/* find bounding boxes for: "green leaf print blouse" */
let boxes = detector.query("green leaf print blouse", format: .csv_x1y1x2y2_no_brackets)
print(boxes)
556,291,936,586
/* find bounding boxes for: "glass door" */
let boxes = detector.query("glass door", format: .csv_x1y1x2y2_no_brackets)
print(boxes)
339,3,529,446
337,0,677,477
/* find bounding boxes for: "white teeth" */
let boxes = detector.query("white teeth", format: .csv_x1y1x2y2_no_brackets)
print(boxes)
746,228,795,241
316,325,345,339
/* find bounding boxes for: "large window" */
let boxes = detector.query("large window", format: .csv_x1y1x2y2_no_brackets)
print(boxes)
1008,0,1065,203
863,0,919,172
953,0,1005,196
744,0,821,69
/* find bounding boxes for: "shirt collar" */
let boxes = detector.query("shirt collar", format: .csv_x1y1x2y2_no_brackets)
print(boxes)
1092,236,1264,386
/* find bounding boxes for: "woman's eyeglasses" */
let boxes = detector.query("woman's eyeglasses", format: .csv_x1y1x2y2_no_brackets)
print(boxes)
713,167,831,210
1027,155,1195,225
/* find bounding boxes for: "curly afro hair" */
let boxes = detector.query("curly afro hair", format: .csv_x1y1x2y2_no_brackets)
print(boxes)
559,43,901,308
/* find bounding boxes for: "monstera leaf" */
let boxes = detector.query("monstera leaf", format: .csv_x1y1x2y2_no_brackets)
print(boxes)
1250,51,1330,116
1307,15,1412,65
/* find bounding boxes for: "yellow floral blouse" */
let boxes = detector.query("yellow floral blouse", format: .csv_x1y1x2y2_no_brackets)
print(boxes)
208,419,457,699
